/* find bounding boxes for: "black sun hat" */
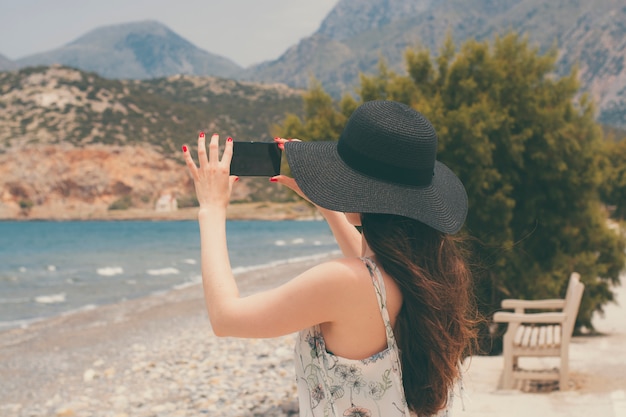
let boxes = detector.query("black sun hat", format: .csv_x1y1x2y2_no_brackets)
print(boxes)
284,100,467,234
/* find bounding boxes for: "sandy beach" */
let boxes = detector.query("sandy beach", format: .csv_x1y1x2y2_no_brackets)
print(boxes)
0,257,324,417
1,261,625,416
453,275,626,417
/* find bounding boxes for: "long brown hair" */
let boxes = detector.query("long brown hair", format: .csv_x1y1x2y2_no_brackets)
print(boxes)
361,213,477,416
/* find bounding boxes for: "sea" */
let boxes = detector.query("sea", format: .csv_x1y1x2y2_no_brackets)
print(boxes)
0,220,339,331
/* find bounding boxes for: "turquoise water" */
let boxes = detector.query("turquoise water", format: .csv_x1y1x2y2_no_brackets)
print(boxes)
0,220,338,329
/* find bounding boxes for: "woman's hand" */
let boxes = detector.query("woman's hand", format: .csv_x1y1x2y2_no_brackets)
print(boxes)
271,137,362,257
271,137,312,202
270,175,312,204
183,132,239,210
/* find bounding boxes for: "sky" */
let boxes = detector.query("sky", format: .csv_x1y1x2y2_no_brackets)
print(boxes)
0,0,338,67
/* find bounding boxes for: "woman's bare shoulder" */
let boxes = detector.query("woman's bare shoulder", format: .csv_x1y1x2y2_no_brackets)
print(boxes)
305,257,372,292
313,257,366,274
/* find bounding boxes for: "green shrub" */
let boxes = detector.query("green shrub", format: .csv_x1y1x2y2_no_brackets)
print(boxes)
176,195,199,208
108,195,133,210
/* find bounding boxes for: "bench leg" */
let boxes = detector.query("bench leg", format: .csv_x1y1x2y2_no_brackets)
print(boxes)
502,349,515,389
500,326,518,389
560,348,569,390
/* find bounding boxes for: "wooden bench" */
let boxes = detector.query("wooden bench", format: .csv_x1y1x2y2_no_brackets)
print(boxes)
493,272,585,390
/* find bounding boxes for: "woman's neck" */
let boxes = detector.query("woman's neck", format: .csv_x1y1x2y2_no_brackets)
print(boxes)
361,235,376,258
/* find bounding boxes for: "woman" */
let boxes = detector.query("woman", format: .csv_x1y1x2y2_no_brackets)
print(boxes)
182,100,476,416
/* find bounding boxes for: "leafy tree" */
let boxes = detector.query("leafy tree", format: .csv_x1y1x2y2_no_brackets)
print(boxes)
278,79,351,142
406,34,624,334
276,79,357,175
600,131,626,220
278,33,625,344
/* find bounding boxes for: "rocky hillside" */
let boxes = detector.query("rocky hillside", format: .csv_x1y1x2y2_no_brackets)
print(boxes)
243,0,626,128
555,7,626,127
0,144,188,219
15,21,242,80
0,66,303,219
5,2,624,127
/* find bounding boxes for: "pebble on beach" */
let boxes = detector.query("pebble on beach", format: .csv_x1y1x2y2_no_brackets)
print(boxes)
4,332,299,417
0,257,341,417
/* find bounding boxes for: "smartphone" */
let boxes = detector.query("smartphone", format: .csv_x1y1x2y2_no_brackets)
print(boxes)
230,141,282,177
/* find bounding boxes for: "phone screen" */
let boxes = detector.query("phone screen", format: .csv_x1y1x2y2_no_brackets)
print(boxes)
230,142,282,177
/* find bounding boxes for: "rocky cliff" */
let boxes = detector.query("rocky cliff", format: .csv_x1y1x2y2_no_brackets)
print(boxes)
244,0,626,128
0,144,189,219
0,66,303,219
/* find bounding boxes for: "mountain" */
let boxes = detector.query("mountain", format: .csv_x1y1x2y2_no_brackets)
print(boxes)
0,65,301,151
15,20,242,79
241,0,626,128
0,53,17,71
0,66,303,219
3,2,625,127
555,6,626,128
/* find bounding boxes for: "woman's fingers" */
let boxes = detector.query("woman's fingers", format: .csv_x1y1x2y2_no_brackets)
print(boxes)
197,132,208,168
221,136,234,167
182,144,198,179
208,133,219,164
270,175,311,203
270,174,291,186
190,132,233,172
273,137,301,150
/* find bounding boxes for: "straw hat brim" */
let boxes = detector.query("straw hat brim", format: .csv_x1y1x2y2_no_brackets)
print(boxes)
285,140,468,234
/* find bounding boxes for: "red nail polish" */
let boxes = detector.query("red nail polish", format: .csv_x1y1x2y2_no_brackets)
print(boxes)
234,176,240,182
182,145,188,152
270,178,278,182
227,137,233,142
278,144,284,150
199,132,205,138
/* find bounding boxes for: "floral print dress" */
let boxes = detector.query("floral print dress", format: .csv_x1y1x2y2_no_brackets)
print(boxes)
295,257,418,417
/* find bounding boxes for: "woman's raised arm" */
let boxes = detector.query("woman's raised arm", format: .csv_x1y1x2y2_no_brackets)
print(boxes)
270,174,362,257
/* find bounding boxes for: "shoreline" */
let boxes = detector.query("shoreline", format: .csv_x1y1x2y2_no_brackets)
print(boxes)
2,255,625,416
0,255,336,416
0,201,320,222
0,249,341,333
0,256,332,416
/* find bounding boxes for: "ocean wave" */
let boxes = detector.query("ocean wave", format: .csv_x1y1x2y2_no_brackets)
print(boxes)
146,268,180,276
274,237,327,246
182,259,197,265
97,267,124,276
231,250,341,275
0,296,30,304
60,304,97,316
173,275,202,290
0,317,42,330
34,293,66,304
169,252,340,290
0,304,97,331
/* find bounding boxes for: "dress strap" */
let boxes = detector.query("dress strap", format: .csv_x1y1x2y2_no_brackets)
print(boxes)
360,256,410,415
360,256,397,350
